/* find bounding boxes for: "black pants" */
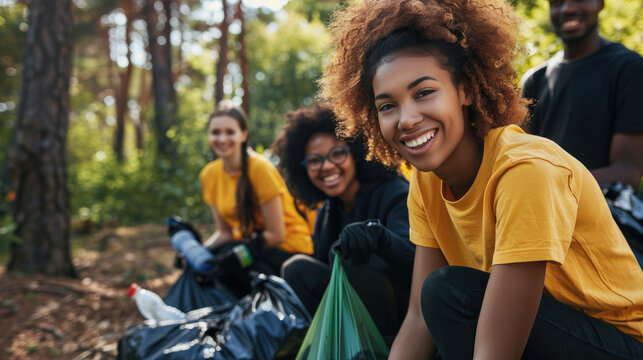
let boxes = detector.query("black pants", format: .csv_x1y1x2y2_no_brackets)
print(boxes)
210,242,293,298
281,254,408,344
421,266,643,360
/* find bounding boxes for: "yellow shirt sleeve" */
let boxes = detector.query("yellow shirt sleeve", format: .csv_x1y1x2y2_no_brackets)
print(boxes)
493,160,578,266
248,156,284,205
200,161,219,207
408,169,439,248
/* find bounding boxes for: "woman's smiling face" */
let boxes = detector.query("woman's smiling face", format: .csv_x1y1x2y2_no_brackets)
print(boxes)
373,54,473,173
208,115,248,160
304,132,360,203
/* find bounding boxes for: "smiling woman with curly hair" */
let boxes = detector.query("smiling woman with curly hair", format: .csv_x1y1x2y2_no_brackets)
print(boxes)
320,0,643,359
320,0,528,166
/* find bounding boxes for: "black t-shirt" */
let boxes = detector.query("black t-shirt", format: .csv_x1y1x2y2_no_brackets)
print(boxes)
521,42,643,170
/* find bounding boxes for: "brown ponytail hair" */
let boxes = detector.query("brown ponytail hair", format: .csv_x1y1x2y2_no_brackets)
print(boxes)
209,103,255,235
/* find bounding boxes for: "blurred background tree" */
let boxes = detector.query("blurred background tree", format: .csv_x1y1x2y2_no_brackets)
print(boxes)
0,0,641,272
7,0,75,275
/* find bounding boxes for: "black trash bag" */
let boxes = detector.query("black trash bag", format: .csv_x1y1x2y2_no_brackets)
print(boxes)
117,306,231,360
118,273,312,360
602,182,643,268
164,266,237,313
217,273,312,360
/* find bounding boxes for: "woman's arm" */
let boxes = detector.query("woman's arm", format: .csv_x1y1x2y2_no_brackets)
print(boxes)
473,261,546,360
204,206,236,249
591,132,643,187
258,195,286,248
389,246,448,359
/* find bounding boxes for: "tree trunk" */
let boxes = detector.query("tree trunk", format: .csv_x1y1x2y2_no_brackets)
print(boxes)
98,19,117,129
144,0,177,158
235,0,249,114
214,0,229,106
114,0,135,162
134,67,149,150
175,0,183,68
7,0,75,276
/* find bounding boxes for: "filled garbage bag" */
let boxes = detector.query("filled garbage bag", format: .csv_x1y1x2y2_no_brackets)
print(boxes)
296,250,389,360
118,273,311,360
602,182,643,268
164,266,237,312
117,306,230,360
221,273,311,360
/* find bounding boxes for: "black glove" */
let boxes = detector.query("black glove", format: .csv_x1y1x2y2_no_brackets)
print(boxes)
339,219,391,265
167,214,202,242
205,232,264,276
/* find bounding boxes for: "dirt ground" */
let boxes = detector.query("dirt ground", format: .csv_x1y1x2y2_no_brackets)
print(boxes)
0,223,210,360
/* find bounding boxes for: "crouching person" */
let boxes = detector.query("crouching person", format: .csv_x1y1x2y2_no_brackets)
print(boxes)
272,104,415,342
320,0,643,358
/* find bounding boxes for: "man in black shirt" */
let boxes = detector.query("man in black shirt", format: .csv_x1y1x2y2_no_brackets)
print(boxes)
521,0,643,188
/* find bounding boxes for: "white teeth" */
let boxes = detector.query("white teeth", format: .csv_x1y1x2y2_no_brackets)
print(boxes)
323,174,339,182
404,130,436,148
562,19,580,29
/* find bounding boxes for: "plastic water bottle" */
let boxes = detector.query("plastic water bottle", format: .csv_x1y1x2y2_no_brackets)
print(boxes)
171,230,214,272
128,283,186,321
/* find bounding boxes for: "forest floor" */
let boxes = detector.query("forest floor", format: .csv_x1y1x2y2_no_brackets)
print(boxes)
0,223,210,360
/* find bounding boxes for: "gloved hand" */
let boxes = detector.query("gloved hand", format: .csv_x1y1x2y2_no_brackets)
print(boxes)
167,214,202,242
339,219,391,265
205,232,264,276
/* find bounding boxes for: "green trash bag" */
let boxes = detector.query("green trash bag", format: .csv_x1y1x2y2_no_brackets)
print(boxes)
295,250,389,360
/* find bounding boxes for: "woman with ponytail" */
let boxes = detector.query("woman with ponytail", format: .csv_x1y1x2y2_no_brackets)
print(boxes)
199,102,313,297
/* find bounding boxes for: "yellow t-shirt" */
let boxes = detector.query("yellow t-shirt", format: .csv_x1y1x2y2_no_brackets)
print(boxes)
200,155,313,255
400,163,414,181
294,199,319,235
408,124,643,341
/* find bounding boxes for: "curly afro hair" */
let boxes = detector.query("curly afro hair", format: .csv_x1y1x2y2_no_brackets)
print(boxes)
271,103,399,207
319,0,529,166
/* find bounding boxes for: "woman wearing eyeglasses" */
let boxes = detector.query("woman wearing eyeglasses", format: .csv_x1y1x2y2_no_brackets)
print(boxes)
272,103,415,342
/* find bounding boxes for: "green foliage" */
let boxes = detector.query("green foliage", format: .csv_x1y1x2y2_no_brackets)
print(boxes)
598,0,643,54
246,10,330,148
48,348,62,357
3,0,642,234
0,221,20,263
284,0,349,25
0,4,26,259
0,4,26,176
67,61,214,225
513,0,643,80
67,96,213,225
26,343,39,354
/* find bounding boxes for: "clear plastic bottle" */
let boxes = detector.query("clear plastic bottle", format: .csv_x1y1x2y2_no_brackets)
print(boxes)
171,230,215,272
128,283,186,321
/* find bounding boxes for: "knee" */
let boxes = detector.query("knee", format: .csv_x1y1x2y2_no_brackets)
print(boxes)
281,254,312,280
421,266,452,312
421,266,484,318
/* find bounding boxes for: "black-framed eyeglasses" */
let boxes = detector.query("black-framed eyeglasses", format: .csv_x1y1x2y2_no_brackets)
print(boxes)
301,145,351,172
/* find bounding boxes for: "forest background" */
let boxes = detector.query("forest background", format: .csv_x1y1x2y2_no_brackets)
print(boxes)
1,0,642,271
0,0,642,358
